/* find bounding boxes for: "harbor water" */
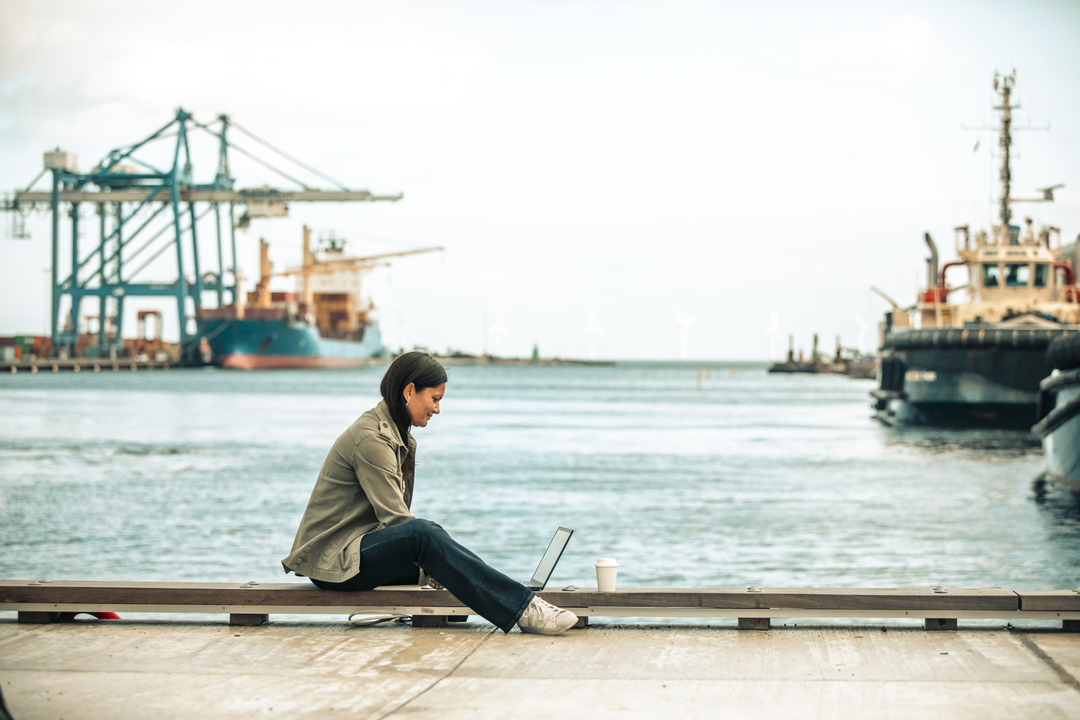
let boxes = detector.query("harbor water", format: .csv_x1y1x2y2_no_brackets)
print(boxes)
1,362,1078,613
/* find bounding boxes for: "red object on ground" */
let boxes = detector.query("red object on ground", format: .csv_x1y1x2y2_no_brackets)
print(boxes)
58,611,121,621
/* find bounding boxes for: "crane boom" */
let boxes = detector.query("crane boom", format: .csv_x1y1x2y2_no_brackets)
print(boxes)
314,246,444,266
271,262,390,278
13,189,403,204
870,285,902,311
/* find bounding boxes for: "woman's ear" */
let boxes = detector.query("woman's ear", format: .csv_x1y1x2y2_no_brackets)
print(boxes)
403,382,415,405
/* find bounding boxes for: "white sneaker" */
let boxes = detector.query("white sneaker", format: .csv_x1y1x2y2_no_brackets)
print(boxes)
517,596,578,635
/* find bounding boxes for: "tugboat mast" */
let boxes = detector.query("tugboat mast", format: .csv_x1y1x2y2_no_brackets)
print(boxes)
994,70,1017,241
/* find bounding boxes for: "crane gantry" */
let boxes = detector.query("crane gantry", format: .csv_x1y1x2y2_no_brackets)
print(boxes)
1,108,402,360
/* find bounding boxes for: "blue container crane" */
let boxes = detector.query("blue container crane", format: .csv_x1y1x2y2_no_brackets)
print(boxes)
2,108,401,361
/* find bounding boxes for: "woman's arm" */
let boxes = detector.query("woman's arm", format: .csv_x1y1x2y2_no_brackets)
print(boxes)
353,435,414,528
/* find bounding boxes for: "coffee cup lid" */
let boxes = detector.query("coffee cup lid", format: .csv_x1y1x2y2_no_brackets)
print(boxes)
595,557,618,566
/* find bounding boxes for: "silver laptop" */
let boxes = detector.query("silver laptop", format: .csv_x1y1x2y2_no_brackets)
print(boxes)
521,527,573,590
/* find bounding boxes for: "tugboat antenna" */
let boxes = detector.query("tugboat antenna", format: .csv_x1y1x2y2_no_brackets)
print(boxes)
992,71,1020,235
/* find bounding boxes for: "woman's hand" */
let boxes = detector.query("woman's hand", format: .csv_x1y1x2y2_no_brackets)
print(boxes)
427,576,446,591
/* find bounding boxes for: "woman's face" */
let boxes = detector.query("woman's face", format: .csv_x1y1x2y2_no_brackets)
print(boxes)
405,382,445,428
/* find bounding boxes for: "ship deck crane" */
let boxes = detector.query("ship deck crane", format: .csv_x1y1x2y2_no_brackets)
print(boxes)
247,226,443,312
0,108,402,360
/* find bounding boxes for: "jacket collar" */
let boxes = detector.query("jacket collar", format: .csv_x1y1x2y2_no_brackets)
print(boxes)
374,399,414,452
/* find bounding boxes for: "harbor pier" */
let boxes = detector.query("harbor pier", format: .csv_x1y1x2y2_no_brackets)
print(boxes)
2,582,1080,717
2,358,175,374
1,619,1078,718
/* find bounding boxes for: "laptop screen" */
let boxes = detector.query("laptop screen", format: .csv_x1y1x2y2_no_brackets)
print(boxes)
529,527,573,589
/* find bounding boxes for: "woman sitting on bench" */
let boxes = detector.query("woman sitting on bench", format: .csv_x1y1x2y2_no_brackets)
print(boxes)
282,351,577,635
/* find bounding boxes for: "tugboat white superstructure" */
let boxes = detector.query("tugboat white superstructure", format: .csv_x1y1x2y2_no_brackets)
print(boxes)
873,71,1079,428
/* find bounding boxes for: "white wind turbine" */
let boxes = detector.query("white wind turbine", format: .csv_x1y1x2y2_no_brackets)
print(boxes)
488,305,511,356
583,307,604,360
673,312,695,360
765,309,782,362
854,313,870,355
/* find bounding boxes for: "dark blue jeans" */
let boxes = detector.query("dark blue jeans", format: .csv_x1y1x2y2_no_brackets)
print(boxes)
311,518,534,633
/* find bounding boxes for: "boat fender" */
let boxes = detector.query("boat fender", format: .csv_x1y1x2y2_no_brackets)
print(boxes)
1046,333,1080,371
1035,367,1080,423
1032,394,1080,439
884,327,1061,351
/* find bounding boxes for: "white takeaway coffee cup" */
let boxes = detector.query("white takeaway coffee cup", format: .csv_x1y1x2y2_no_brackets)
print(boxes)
595,557,618,592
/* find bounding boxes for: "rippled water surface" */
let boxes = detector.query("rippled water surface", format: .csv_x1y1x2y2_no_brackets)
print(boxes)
1,362,1078,603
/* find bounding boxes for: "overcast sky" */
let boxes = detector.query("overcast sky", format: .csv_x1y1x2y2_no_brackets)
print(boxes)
2,0,1079,360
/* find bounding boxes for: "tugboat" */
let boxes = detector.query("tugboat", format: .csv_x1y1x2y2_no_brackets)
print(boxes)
872,71,1079,428
1032,334,1080,489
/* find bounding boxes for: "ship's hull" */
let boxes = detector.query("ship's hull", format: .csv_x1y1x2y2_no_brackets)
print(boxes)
872,326,1070,429
1039,380,1080,490
1032,337,1080,490
196,317,385,369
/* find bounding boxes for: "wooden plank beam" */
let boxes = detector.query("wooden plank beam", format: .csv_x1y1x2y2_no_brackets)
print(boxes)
1016,590,1080,612
0,582,1023,612
8,582,1080,630
538,588,1020,612
0,581,460,608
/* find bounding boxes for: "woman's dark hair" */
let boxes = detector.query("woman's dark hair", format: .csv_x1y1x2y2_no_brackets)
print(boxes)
380,351,448,442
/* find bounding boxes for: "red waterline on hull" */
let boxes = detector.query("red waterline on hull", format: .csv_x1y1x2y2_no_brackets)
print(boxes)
216,354,378,370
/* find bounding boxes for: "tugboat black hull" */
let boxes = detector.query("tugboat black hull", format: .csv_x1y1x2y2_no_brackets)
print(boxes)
872,327,1065,429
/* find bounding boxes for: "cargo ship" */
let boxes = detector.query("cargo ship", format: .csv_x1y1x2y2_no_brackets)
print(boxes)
196,226,440,369
871,71,1080,428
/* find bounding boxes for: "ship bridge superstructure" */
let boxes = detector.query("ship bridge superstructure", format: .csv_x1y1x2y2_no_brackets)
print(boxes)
925,219,1080,327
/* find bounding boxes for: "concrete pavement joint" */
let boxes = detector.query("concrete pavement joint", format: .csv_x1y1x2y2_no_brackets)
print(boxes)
377,624,497,719
1009,626,1080,691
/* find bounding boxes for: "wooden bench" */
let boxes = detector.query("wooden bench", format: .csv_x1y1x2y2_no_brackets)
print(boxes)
2,581,1078,631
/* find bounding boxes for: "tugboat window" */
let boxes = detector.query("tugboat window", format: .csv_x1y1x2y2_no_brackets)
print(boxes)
982,263,1001,287
1034,263,1049,287
1005,263,1029,287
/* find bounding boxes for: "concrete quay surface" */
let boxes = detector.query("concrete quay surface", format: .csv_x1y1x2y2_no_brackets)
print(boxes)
1,618,1079,719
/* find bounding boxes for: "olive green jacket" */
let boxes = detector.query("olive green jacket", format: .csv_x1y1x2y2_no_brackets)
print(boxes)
281,401,417,582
